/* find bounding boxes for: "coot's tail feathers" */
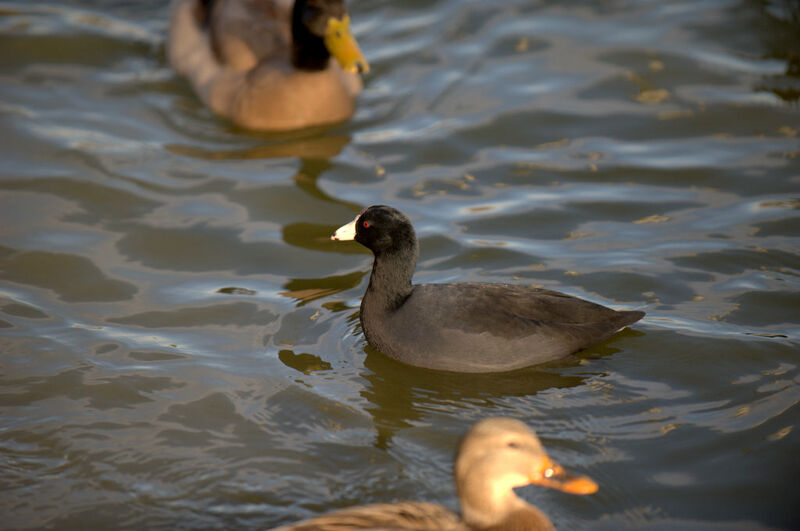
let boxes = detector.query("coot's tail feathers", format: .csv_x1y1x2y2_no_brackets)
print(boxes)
573,310,643,354
615,310,645,329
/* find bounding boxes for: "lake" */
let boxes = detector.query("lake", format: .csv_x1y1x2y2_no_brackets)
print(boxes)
1,0,798,529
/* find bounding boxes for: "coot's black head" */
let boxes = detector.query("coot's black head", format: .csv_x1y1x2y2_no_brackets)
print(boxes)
331,205,417,256
291,0,369,73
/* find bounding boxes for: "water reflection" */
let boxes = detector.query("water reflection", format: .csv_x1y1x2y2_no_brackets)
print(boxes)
291,159,362,209
359,345,594,449
278,349,332,374
746,0,800,102
282,222,353,253
0,245,137,302
165,134,351,162
280,272,365,307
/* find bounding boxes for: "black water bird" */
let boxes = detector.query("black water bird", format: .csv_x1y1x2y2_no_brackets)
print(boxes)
332,205,644,373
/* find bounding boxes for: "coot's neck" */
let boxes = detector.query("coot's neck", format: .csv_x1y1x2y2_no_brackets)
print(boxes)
364,243,417,314
291,0,331,71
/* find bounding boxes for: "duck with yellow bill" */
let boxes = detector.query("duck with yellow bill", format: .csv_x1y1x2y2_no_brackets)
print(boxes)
168,0,369,131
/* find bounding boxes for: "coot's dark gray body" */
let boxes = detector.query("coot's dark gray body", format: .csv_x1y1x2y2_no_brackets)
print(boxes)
332,205,644,373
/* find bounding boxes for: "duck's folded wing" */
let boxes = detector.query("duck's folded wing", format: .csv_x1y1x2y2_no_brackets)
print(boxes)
168,0,289,72
206,0,291,70
168,0,220,80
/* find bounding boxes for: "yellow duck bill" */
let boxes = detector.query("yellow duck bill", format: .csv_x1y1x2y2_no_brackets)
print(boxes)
324,15,369,74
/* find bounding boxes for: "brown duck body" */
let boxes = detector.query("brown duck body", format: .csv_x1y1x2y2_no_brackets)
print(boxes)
271,418,595,530
271,501,555,530
271,501,460,530
168,0,364,130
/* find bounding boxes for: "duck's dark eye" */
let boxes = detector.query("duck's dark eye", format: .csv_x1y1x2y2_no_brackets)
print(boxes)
362,220,370,228
507,441,520,449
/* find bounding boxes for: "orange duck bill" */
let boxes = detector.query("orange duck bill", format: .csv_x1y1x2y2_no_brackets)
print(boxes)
531,457,599,495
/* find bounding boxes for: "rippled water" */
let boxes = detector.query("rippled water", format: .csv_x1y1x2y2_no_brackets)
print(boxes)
1,0,799,529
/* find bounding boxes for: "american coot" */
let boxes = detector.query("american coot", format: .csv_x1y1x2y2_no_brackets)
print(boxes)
167,0,368,131
273,417,598,530
332,205,644,372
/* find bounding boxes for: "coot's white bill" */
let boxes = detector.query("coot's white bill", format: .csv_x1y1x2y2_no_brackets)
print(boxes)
331,216,358,241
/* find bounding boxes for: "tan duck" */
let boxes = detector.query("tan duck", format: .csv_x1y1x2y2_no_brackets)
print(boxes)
272,417,598,530
167,0,369,130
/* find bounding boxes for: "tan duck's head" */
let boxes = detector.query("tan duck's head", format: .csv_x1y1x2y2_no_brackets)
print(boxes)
455,417,598,529
292,0,369,74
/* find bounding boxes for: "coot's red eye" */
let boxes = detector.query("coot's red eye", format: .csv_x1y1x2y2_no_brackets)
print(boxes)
362,220,370,228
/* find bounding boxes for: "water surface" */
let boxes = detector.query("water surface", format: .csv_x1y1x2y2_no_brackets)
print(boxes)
1,0,799,529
